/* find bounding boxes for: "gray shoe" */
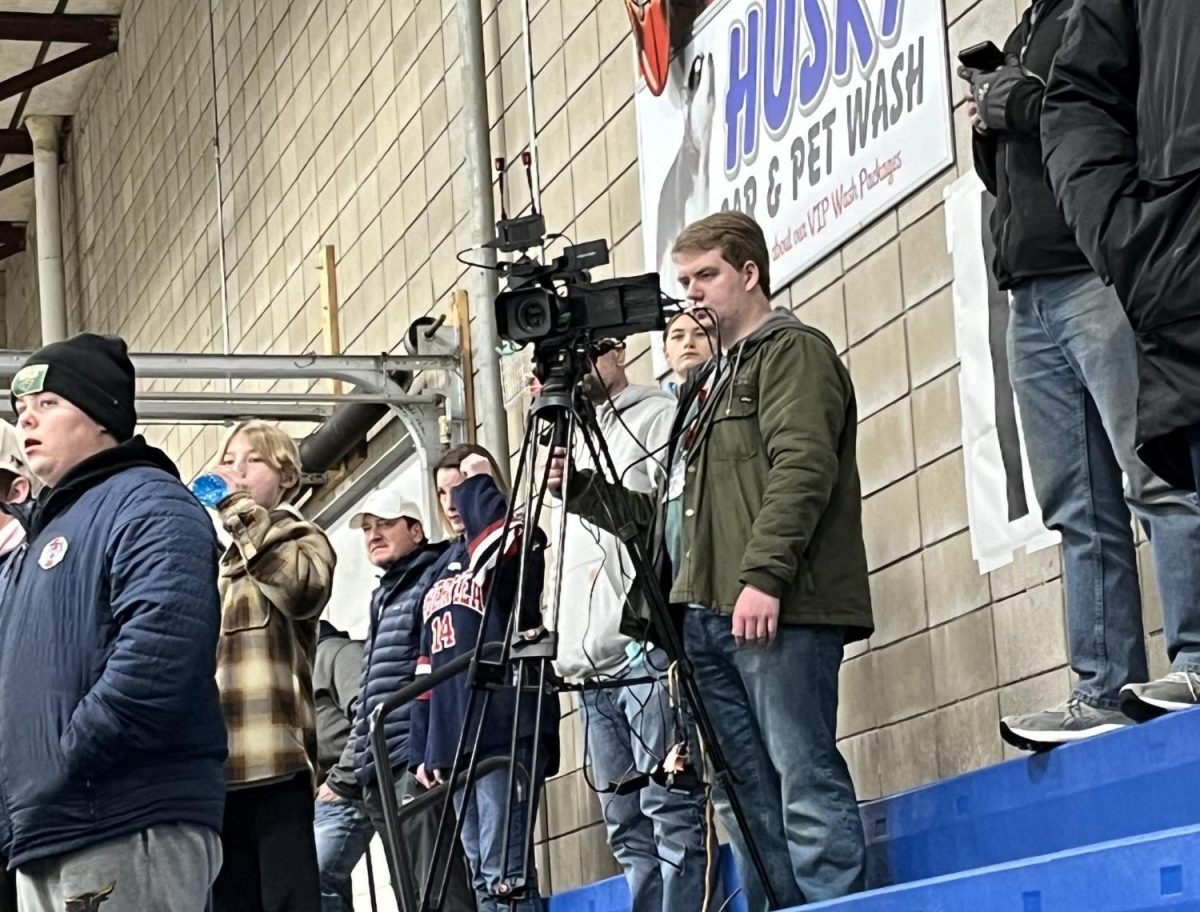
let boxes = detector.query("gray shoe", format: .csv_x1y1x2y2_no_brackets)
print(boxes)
999,698,1132,752
1119,672,1200,722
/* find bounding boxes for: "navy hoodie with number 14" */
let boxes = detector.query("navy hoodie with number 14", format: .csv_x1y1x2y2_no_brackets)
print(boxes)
409,473,559,777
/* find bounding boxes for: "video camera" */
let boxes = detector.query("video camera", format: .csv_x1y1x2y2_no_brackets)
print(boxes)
488,155,671,353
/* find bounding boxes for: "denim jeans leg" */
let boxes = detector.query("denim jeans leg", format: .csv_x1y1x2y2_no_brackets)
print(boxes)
582,686,664,912
456,751,543,912
684,608,802,912
1008,275,1147,706
1039,274,1200,675
728,622,865,903
618,656,709,912
313,799,375,912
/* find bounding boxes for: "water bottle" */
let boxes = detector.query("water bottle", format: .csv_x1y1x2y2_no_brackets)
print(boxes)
190,473,229,509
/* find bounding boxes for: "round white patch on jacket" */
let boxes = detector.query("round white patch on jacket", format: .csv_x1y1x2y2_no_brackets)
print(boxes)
39,536,68,569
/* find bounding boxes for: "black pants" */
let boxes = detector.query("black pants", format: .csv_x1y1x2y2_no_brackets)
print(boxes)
0,864,14,912
213,774,321,912
363,771,477,912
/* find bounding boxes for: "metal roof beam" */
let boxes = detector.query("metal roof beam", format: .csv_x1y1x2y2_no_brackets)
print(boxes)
0,163,33,194
0,130,31,155
0,12,119,44
0,222,26,248
0,41,117,103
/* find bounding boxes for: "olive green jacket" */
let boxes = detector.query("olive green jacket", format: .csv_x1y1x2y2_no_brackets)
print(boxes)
567,310,873,641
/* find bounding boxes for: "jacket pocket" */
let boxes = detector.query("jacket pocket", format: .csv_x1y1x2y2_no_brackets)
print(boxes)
221,592,271,634
708,386,760,461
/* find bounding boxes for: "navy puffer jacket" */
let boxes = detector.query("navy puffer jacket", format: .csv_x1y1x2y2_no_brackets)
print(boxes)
353,541,448,787
0,438,227,868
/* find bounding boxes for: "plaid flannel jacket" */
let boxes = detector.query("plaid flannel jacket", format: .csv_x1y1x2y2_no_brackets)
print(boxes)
216,493,336,786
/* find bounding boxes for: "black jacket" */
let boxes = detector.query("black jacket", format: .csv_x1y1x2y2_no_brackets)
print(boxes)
315,622,364,798
1043,0,1200,489
971,0,1091,289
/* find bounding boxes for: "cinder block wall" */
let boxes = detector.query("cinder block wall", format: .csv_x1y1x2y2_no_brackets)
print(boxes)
0,0,1169,900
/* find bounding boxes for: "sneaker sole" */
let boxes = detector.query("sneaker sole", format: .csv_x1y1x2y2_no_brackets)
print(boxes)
1119,691,1196,723
999,720,1127,753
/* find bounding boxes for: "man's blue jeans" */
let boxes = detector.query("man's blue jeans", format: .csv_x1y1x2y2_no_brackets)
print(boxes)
314,798,375,912
1008,272,1200,706
581,651,710,912
454,745,544,912
684,609,864,911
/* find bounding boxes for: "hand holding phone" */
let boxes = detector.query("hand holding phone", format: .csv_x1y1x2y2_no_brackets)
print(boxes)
958,40,1005,73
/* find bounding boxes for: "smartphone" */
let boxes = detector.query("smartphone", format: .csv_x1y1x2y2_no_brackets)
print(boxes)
958,40,1005,72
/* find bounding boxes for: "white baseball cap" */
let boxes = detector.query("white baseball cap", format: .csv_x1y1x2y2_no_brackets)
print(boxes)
0,420,37,488
350,490,424,530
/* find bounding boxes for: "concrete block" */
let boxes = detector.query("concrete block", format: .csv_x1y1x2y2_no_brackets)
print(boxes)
857,399,916,497
993,580,1068,685
788,250,843,306
537,52,569,122
849,320,910,419
876,713,939,796
842,211,898,269
840,729,882,801
899,167,956,230
1137,539,1164,635
911,367,963,467
608,164,642,241
1146,631,1171,682
577,822,621,885
924,531,991,626
930,606,998,707
868,553,927,648
603,101,639,181
899,207,952,308
917,450,969,546
844,240,903,345
567,73,606,154
547,830,584,892
530,0,562,73
564,11,600,98
544,771,581,839
838,652,877,738
872,633,936,726
988,544,1061,600
861,476,922,571
795,281,848,354
571,135,610,213
905,286,957,387
935,690,1004,778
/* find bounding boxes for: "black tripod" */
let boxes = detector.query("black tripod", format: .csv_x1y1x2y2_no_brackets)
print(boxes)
415,339,782,911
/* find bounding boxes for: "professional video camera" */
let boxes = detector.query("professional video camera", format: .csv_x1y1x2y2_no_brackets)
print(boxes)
489,155,671,356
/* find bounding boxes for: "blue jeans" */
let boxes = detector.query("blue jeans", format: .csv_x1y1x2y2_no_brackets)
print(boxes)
454,747,545,912
684,609,864,911
581,651,710,912
1008,272,1200,706
314,798,375,912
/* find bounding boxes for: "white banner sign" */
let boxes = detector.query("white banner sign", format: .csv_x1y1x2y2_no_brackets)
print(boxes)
636,0,954,298
945,173,1059,573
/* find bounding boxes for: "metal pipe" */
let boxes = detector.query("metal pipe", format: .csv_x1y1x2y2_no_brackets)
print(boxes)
455,0,510,472
207,0,233,397
24,115,66,344
518,0,541,210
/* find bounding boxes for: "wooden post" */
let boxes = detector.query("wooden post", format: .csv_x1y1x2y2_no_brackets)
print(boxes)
450,289,477,442
317,245,343,396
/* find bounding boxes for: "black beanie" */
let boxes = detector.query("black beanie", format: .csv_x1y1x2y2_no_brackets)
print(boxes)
10,333,137,442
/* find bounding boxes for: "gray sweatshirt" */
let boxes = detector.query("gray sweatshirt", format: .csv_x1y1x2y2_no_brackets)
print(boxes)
551,384,675,681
